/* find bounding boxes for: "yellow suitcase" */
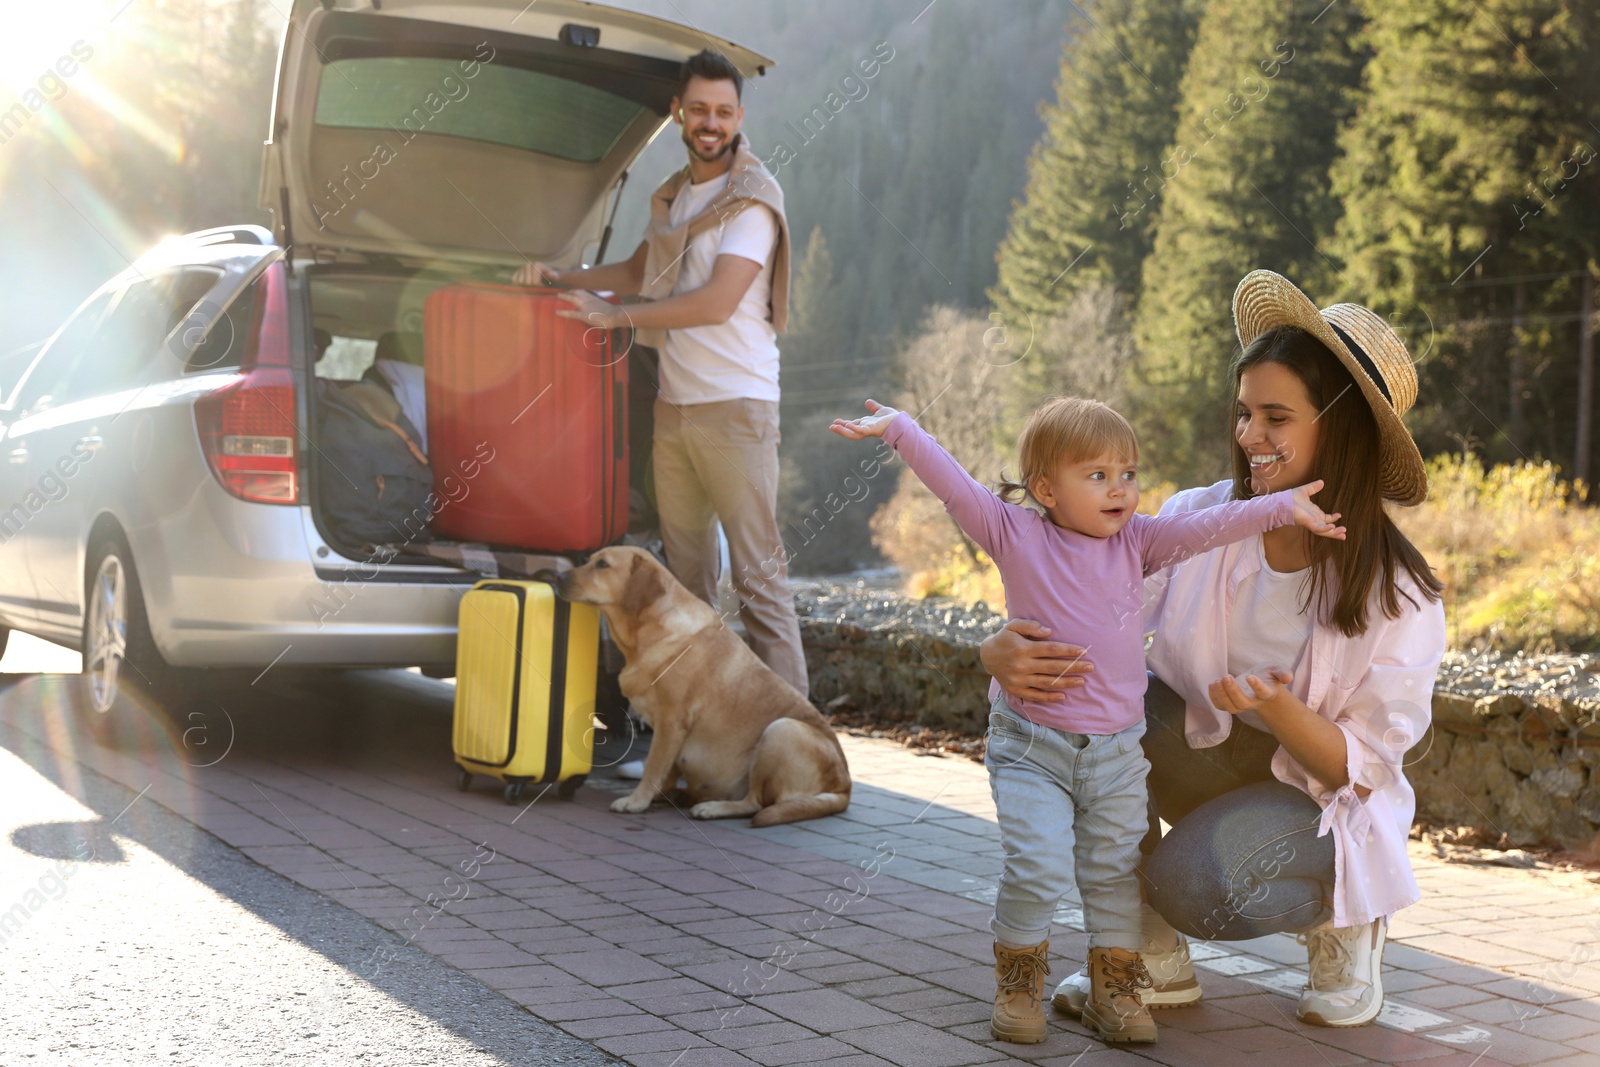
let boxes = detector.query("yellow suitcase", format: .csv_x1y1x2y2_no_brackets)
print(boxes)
452,578,598,804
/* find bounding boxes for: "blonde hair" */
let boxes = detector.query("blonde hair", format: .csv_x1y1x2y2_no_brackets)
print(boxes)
997,396,1140,506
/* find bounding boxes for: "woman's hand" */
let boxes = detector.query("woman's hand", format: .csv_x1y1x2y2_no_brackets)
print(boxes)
978,619,1094,704
1208,667,1294,717
1289,480,1346,540
829,399,901,440
1212,668,1371,797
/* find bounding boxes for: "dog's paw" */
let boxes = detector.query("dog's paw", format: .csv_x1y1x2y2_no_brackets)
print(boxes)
689,802,718,820
610,794,651,814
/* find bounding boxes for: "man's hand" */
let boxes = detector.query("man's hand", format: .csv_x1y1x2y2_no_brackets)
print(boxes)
513,261,562,287
979,619,1094,704
1208,667,1293,717
829,399,901,440
554,290,625,330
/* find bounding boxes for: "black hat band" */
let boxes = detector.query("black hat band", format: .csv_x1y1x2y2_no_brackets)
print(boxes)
1327,319,1393,406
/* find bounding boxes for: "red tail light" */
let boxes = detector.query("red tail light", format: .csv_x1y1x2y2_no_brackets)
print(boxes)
195,260,299,504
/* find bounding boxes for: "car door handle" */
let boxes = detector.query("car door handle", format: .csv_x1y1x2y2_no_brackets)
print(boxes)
76,435,104,454
6,446,26,465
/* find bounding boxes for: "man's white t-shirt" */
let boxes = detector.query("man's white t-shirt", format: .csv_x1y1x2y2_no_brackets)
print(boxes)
657,175,780,405
1225,536,1314,733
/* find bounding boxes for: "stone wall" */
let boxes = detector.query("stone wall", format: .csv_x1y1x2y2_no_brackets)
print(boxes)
796,579,1600,852
797,579,1002,735
1408,651,1600,851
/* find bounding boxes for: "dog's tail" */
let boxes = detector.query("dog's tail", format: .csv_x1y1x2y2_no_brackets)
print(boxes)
750,792,850,827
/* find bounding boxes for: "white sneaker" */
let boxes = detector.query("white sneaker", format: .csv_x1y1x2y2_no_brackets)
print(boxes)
1297,916,1386,1027
616,760,645,780
1053,903,1202,1015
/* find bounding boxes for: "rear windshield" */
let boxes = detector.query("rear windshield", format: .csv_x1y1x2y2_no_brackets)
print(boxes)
313,57,645,163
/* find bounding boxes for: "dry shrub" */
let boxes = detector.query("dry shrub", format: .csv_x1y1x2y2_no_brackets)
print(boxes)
1396,453,1600,651
870,305,1011,607
997,283,1136,461
870,485,1008,607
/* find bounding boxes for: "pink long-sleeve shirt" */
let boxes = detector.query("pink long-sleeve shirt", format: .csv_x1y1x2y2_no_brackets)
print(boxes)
1144,481,1447,927
884,412,1296,734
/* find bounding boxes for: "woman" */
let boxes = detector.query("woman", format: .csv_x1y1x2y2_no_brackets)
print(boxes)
980,270,1445,1028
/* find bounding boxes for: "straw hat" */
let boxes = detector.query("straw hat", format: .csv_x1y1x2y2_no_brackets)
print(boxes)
1233,270,1428,506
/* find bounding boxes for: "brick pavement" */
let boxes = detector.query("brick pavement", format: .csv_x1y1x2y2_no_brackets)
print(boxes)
10,674,1600,1067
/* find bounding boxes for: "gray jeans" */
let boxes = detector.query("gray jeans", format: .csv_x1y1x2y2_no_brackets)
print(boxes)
1140,675,1335,940
985,692,1148,950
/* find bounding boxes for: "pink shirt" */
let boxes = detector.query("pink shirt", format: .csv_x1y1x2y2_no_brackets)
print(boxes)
1144,481,1447,928
884,413,1295,734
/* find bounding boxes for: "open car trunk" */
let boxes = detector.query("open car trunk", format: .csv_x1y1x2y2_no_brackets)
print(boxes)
262,0,773,269
304,264,556,572
305,264,654,572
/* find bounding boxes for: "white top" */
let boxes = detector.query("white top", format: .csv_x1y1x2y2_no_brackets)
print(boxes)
1225,537,1313,732
657,175,781,405
1144,480,1446,929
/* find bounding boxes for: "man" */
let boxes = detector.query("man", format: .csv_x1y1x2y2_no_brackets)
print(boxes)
514,50,808,699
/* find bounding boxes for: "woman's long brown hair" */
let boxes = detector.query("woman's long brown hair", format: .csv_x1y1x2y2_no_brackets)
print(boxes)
1229,325,1442,637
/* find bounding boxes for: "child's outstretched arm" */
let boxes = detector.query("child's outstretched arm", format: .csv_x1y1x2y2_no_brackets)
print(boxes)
1136,480,1343,575
830,400,1018,560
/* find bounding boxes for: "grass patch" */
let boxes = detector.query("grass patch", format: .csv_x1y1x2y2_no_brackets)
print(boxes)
1398,454,1599,652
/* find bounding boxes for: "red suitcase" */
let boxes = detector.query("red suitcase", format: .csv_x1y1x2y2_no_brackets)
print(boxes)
423,282,628,552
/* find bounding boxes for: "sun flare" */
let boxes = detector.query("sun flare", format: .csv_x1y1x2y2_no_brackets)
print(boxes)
0,1,115,97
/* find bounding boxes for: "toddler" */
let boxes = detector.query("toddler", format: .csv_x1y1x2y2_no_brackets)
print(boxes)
831,396,1343,1045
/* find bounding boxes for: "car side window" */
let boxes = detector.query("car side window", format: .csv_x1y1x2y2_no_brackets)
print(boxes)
73,276,179,399
182,270,257,374
11,290,115,416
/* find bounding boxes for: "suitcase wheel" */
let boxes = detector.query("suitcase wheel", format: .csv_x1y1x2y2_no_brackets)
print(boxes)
455,767,473,793
503,779,529,805
558,775,585,801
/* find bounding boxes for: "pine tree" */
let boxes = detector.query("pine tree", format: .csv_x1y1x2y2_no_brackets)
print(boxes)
780,226,848,406
990,0,1202,328
787,226,844,347
1132,0,1367,487
1328,0,1600,466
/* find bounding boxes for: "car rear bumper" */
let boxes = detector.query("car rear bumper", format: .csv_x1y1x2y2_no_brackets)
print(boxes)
142,496,472,669
160,584,467,668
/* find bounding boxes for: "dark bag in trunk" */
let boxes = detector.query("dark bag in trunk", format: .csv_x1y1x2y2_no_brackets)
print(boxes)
315,379,432,548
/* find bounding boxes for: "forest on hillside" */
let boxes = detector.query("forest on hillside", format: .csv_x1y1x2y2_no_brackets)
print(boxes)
991,0,1600,493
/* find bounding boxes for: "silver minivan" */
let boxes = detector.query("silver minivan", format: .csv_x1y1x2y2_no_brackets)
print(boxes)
0,0,772,737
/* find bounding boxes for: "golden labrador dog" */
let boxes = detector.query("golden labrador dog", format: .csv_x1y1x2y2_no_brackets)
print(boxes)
555,546,851,826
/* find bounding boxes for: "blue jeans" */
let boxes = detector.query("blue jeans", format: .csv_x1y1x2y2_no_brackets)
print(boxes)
1140,675,1335,940
985,691,1148,951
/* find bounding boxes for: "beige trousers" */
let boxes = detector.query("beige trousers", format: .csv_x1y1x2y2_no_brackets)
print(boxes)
652,397,808,697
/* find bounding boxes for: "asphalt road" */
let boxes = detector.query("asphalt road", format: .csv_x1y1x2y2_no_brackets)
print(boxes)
0,633,626,1067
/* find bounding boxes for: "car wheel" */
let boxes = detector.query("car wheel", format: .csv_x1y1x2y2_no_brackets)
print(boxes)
80,533,190,747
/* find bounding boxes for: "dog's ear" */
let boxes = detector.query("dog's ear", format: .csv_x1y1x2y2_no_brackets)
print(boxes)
621,553,667,616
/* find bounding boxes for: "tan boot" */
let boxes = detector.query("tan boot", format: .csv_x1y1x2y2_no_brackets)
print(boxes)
1053,903,1202,1015
1081,947,1157,1044
991,940,1051,1044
